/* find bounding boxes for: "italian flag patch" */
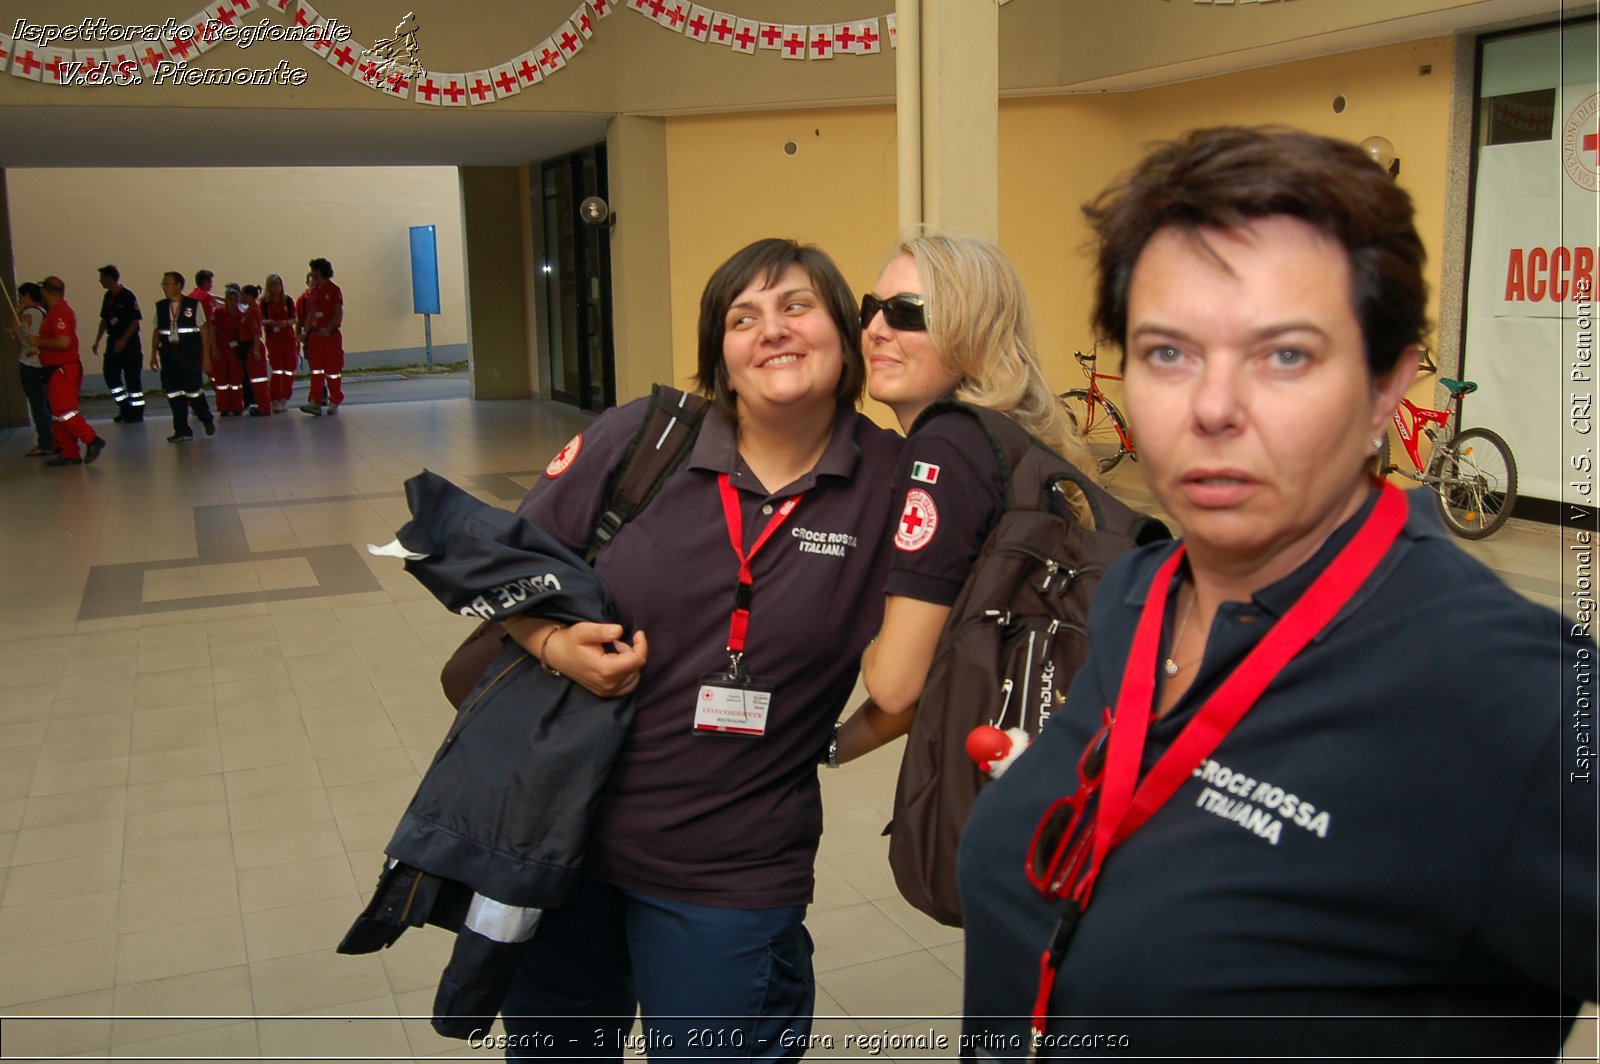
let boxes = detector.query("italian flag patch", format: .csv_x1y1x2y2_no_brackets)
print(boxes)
911,461,940,484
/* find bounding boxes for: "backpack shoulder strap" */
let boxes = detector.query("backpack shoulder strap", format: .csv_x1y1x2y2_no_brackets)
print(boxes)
908,398,1057,513
586,384,711,563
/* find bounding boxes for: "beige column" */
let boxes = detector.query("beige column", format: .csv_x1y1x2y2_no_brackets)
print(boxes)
897,0,1000,239
460,166,534,400
606,115,676,403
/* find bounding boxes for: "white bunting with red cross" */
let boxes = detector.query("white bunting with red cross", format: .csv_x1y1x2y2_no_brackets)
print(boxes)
707,11,736,45
354,54,386,87
535,35,566,74
10,44,45,80
413,72,444,105
894,488,939,552
489,60,524,97
104,45,138,75
439,73,470,106
886,11,897,47
466,69,496,104
730,18,758,53
207,2,250,34
303,21,336,60
661,1,690,32
780,25,807,59
134,40,168,76
165,29,202,63
292,0,319,30
627,0,651,16
685,5,714,42
264,0,292,12
556,19,584,59
68,48,105,83
0,33,14,75
327,39,360,73
832,22,857,54
40,48,72,85
808,25,834,59
857,18,882,54
590,0,614,17
510,49,543,88
758,22,784,50
379,67,413,99
573,5,595,39
181,12,220,55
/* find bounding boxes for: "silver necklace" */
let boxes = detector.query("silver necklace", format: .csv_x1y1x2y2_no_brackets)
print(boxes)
1163,587,1197,678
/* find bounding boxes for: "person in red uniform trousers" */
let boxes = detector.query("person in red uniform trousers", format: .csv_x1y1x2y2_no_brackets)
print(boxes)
238,285,271,416
262,274,298,412
34,276,105,467
299,258,344,416
210,283,244,415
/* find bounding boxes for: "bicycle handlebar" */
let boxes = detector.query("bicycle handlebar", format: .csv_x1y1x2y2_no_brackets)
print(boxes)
1075,350,1095,366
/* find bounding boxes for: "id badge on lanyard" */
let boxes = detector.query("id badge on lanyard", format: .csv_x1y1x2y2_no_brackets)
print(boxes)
692,473,801,738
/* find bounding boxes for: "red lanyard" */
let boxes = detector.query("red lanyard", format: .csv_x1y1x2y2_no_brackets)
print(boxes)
717,473,801,657
1030,482,1408,1039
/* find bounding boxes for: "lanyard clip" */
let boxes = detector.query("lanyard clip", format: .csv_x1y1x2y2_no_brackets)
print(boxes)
725,651,748,684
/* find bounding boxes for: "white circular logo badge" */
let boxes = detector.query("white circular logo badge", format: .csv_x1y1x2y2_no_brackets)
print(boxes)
894,488,939,552
1562,92,1600,192
544,434,583,478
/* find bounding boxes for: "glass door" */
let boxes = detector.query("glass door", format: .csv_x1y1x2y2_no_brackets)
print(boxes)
538,144,615,411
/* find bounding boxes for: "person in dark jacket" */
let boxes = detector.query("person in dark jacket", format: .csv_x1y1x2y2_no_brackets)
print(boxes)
496,238,904,1062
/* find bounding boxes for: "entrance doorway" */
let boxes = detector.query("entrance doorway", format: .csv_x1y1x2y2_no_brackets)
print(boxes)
538,144,616,412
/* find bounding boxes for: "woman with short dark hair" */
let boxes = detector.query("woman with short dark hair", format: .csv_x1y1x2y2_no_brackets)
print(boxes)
958,127,1596,1059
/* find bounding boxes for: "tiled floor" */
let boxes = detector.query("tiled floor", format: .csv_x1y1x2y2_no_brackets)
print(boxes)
0,397,1592,1062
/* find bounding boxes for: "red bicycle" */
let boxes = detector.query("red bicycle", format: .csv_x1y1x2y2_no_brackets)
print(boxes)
1058,348,1135,474
1380,376,1518,539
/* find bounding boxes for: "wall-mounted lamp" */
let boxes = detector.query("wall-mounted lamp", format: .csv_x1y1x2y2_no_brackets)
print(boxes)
1358,135,1400,178
579,195,616,229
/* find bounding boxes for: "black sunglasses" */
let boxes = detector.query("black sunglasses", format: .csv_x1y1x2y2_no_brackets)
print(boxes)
860,292,927,332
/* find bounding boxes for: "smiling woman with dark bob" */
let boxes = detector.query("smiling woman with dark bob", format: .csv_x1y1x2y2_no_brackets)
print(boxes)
956,127,1597,1060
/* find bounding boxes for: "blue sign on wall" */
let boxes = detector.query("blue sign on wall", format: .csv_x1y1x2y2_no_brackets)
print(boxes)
409,225,441,315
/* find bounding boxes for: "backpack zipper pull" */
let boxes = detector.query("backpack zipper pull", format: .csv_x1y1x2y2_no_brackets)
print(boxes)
994,678,1014,729
1038,559,1059,592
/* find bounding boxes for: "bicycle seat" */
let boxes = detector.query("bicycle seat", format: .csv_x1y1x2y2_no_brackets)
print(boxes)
1439,377,1477,397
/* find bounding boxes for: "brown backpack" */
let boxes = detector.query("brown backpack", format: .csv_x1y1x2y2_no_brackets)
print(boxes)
886,400,1169,927
438,385,711,708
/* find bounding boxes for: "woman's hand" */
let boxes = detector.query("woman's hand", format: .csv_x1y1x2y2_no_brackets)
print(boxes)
505,618,648,699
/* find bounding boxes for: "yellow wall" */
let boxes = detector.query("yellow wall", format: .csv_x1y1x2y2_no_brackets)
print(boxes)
1002,36,1455,409
662,104,899,417
658,39,1455,423
7,166,468,360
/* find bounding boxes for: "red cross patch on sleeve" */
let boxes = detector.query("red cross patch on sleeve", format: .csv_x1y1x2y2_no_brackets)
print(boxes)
544,434,583,478
894,488,938,552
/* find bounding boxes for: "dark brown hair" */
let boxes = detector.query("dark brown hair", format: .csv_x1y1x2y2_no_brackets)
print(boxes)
694,238,864,420
1084,126,1427,376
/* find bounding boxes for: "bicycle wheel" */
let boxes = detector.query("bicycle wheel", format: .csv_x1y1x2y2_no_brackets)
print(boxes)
1059,389,1130,474
1425,426,1517,539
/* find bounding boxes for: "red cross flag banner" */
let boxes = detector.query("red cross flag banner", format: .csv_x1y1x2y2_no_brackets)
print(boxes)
886,11,897,47
573,5,595,39
627,0,651,16
466,70,496,104
413,72,444,105
135,40,169,76
707,12,736,45
104,45,138,74
166,29,202,63
10,44,45,80
180,12,220,56
535,35,566,74
511,49,543,88
758,22,784,50
69,48,105,81
1463,21,1600,506
590,0,614,18
556,19,585,59
832,22,856,54
379,67,414,99
305,22,337,60
662,1,690,32
209,1,254,30
327,40,360,74
216,0,258,14
40,48,72,85
355,55,386,87
780,25,807,60
489,59,523,97
808,25,834,60
0,33,15,74
685,5,714,42
856,19,882,54
293,0,320,29
440,73,470,106
730,18,758,54
264,0,293,12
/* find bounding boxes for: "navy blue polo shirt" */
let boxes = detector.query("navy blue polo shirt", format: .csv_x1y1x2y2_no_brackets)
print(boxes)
958,487,1597,1060
884,411,1006,605
99,286,142,352
518,397,902,908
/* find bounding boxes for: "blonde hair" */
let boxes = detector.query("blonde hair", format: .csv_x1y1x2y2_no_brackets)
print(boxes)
895,233,1098,482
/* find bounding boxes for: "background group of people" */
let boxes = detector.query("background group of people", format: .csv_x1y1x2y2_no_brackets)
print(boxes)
479,126,1590,1061
9,258,346,453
